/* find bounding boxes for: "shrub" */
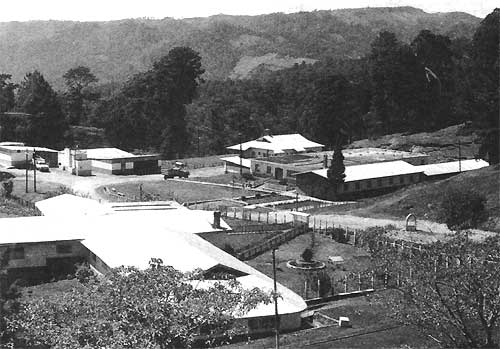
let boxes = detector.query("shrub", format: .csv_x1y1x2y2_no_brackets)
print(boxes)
330,228,348,243
438,186,487,230
301,248,313,262
75,263,95,284
0,180,13,198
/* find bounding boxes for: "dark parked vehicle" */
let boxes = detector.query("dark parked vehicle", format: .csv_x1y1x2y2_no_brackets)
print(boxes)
163,162,190,179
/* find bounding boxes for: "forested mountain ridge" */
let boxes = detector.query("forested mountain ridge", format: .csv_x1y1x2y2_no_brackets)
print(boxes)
0,7,479,89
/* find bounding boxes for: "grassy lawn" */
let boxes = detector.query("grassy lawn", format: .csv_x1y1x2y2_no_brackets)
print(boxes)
96,180,258,203
246,233,371,298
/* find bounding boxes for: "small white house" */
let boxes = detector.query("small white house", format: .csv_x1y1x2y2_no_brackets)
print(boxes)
227,133,323,158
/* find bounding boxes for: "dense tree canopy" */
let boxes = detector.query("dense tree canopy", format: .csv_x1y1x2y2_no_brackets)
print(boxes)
7,263,269,348
370,234,500,348
15,70,67,149
63,66,99,125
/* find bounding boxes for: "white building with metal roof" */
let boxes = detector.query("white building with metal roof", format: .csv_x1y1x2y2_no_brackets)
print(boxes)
1,195,307,334
227,133,323,158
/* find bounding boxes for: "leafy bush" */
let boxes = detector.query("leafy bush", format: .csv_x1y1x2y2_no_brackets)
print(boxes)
438,186,487,230
0,180,13,198
75,263,95,284
301,248,313,262
330,228,348,243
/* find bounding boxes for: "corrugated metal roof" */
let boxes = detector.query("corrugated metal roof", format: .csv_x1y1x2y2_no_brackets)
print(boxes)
0,145,58,153
84,148,136,159
309,160,423,182
227,134,323,154
35,194,113,216
416,159,489,176
220,156,251,168
0,205,307,317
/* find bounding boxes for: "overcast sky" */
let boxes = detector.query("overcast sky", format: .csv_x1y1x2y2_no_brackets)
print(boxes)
0,0,495,22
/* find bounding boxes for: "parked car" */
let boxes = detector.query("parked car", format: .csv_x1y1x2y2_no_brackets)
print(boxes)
163,162,189,179
35,158,49,172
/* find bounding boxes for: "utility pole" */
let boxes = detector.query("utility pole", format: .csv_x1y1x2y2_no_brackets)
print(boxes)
238,132,243,177
458,139,462,172
32,149,36,193
197,128,200,157
25,153,28,193
272,248,280,349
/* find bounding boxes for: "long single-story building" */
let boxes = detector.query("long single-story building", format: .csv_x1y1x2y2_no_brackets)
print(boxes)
0,195,307,334
296,158,490,201
417,159,490,180
59,147,162,175
0,142,59,168
296,160,426,200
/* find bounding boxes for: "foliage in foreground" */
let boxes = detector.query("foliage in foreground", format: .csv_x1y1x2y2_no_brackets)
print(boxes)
7,263,270,348
371,234,500,348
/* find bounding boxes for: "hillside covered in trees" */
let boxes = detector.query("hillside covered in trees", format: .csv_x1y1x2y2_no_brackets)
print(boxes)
0,7,480,88
0,8,497,162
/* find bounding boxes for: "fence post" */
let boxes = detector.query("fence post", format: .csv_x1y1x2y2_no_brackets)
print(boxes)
317,278,321,298
304,279,308,299
344,275,348,293
353,230,357,246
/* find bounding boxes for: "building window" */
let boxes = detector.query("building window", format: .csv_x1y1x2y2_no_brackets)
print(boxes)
56,244,72,254
11,246,25,260
266,166,271,174
254,164,260,173
251,151,256,157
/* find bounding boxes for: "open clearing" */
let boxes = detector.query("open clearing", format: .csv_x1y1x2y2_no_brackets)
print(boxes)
96,179,258,203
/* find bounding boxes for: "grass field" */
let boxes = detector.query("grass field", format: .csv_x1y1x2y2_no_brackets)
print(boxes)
96,180,258,203
308,165,500,232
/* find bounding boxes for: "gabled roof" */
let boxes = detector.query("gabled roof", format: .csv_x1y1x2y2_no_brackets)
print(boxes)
227,134,323,154
0,207,306,317
35,194,113,216
83,148,136,160
305,160,424,182
416,159,489,176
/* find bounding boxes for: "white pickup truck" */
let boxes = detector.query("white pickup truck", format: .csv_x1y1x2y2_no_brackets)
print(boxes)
35,158,50,172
